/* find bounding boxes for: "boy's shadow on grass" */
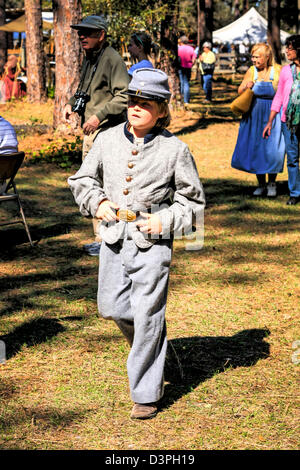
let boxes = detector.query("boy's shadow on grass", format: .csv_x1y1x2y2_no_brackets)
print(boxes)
161,328,270,409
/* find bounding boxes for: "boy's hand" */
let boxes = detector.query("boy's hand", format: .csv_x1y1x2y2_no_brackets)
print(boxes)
95,200,119,222
136,212,162,235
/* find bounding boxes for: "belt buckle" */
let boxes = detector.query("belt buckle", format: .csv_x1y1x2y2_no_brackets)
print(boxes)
117,209,137,222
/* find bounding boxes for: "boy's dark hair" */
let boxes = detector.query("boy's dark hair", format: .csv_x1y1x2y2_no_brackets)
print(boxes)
156,101,171,129
285,35,300,60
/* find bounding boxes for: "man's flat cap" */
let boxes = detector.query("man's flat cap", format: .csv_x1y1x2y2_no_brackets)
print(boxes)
71,15,108,32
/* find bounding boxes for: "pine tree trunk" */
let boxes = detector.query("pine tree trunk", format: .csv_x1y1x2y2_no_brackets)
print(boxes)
204,0,213,43
267,0,281,64
0,0,7,76
233,0,240,19
199,3,205,43
53,0,82,130
199,0,213,44
197,0,201,54
243,0,249,14
24,0,47,102
160,2,181,108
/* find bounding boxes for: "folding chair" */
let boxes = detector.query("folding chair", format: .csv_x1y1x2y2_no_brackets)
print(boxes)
0,151,34,246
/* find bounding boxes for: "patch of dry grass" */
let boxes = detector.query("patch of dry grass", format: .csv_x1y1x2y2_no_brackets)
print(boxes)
0,98,53,127
0,78,299,450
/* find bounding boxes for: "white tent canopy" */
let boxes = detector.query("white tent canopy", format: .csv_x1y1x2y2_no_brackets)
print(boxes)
213,7,290,45
42,12,53,24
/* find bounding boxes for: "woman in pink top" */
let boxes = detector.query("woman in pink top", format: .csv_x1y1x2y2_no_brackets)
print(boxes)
178,36,196,106
263,35,300,205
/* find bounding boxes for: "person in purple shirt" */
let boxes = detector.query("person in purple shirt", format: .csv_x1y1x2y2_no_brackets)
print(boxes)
0,115,18,155
178,35,196,107
0,115,18,194
263,35,300,205
128,32,155,77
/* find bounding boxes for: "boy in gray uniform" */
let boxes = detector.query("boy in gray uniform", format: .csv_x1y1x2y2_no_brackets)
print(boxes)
68,68,205,419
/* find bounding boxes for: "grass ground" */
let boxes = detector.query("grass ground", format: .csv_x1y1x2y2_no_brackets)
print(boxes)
0,77,299,450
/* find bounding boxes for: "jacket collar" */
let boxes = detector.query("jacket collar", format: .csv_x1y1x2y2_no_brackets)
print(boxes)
85,42,108,62
124,121,161,144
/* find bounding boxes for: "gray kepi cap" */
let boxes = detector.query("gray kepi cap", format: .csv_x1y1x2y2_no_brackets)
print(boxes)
126,68,171,102
71,15,108,32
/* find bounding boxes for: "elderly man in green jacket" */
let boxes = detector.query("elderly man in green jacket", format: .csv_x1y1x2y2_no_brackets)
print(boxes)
63,15,129,255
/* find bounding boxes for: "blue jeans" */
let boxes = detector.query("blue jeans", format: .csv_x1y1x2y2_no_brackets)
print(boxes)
179,67,191,103
282,122,300,197
202,74,213,101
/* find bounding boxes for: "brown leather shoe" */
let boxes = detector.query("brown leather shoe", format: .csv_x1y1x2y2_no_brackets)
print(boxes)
130,402,158,420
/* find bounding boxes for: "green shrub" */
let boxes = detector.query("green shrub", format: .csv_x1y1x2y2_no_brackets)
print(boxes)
29,136,82,168
47,87,55,99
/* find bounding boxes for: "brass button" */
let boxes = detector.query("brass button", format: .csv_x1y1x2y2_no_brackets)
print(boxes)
123,189,129,195
128,162,134,169
132,149,138,155
126,176,132,182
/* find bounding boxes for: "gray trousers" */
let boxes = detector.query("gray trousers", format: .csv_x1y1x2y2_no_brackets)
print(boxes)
98,237,172,404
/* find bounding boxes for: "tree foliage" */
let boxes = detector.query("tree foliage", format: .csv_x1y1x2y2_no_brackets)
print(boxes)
177,0,298,37
6,0,24,7
82,0,169,49
8,1,298,38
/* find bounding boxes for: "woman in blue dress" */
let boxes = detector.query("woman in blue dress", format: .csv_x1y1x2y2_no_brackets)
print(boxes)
128,32,156,77
231,43,285,197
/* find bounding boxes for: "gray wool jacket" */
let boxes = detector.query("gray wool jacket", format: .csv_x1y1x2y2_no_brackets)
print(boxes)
68,123,205,249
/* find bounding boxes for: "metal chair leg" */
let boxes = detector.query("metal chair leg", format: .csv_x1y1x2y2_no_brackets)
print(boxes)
17,196,34,247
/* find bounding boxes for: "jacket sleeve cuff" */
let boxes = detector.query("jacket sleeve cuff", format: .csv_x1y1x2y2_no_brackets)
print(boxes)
90,194,108,218
95,110,105,122
157,208,174,237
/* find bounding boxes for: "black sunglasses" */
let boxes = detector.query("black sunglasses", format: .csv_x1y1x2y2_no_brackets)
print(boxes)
77,29,101,37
